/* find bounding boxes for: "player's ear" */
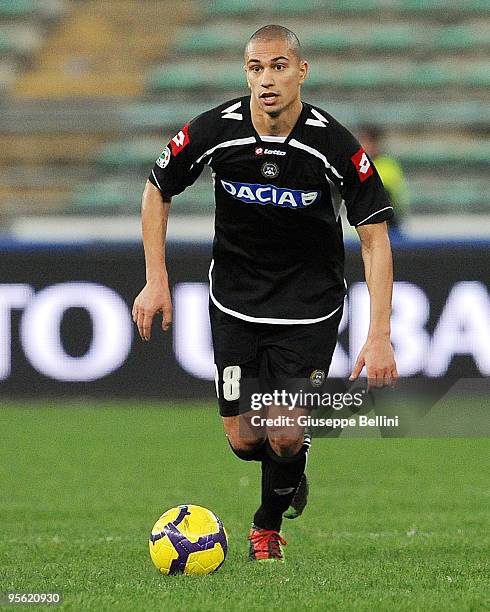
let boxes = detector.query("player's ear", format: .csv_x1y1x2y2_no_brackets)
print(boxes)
299,60,308,85
244,64,251,89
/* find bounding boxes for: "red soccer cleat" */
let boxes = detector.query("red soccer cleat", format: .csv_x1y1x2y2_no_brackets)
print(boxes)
248,525,287,562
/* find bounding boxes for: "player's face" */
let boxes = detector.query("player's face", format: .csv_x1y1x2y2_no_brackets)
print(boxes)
245,39,308,117
359,132,378,158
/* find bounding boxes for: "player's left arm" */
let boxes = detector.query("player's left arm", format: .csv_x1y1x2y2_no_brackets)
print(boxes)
350,222,398,387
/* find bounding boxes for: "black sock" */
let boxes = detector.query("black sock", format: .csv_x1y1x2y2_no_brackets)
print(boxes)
253,436,310,532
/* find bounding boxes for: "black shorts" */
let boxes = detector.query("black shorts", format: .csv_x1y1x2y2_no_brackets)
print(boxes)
210,301,343,417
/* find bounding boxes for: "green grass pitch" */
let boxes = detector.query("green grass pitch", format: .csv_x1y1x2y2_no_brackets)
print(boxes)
0,401,488,611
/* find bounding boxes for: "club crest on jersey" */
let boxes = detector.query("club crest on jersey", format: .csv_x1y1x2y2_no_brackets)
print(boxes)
221,179,320,210
156,146,171,169
170,125,190,156
261,161,280,178
351,146,373,182
310,369,326,388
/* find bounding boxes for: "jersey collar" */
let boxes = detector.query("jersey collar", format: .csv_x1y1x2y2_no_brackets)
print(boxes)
244,96,308,146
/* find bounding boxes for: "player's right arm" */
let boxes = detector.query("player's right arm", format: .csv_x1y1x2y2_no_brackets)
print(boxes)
132,113,211,340
132,181,172,341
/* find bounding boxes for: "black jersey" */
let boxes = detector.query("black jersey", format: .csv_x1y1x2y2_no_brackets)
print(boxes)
149,96,393,324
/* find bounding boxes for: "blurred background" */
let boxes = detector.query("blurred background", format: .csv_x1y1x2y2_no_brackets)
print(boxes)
0,0,488,398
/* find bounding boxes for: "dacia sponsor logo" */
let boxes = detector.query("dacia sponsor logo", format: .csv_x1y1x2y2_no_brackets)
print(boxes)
221,180,320,209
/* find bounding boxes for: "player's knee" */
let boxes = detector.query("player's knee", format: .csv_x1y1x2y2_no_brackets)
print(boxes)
268,434,304,458
223,415,266,460
227,436,265,461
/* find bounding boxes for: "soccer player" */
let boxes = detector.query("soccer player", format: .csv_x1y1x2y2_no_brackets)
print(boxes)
133,25,398,562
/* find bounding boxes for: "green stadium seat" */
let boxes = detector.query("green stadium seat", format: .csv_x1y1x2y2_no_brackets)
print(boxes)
174,24,489,55
410,179,487,212
95,140,163,167
399,0,490,14
121,101,490,131
397,143,490,167
71,180,213,213
149,64,241,91
0,25,40,54
206,0,490,16
71,181,142,211
361,27,415,51
175,24,419,54
205,0,399,16
462,64,490,87
0,0,37,16
434,25,490,50
149,60,490,92
119,102,208,130
71,177,486,215
206,0,324,17
0,0,64,18
0,30,9,52
92,137,490,174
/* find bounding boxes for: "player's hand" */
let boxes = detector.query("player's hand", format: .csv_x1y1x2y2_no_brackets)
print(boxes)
349,336,398,389
132,280,172,341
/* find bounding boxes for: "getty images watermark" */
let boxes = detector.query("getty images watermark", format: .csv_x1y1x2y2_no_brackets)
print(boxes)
250,389,366,411
248,388,398,430
237,377,489,438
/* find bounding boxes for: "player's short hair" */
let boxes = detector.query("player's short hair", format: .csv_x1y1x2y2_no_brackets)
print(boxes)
246,25,303,61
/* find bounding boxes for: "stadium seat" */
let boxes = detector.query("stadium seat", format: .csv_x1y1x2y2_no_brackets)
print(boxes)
0,0,39,16
3,0,488,221
70,177,486,215
206,0,490,15
434,25,490,50
71,181,142,211
174,23,489,55
398,0,490,14
205,0,396,16
174,24,382,54
0,0,65,18
149,61,490,91
174,24,416,54
121,101,490,131
71,179,213,213
0,29,9,52
398,142,490,167
410,179,487,212
119,102,207,130
95,139,164,167
0,25,41,54
92,138,490,171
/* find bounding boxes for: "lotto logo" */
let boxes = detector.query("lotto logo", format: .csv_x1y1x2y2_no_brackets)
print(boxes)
351,147,373,182
255,147,286,156
170,125,190,156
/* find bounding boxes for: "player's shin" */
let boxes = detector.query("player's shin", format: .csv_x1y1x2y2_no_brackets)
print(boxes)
253,435,310,532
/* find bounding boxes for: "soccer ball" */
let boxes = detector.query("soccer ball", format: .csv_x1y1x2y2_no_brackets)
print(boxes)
149,504,228,575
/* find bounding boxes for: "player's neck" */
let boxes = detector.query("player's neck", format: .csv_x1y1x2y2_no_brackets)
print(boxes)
250,97,303,137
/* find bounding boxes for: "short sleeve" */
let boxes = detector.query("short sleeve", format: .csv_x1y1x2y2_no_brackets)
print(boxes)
336,130,394,227
148,114,209,199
